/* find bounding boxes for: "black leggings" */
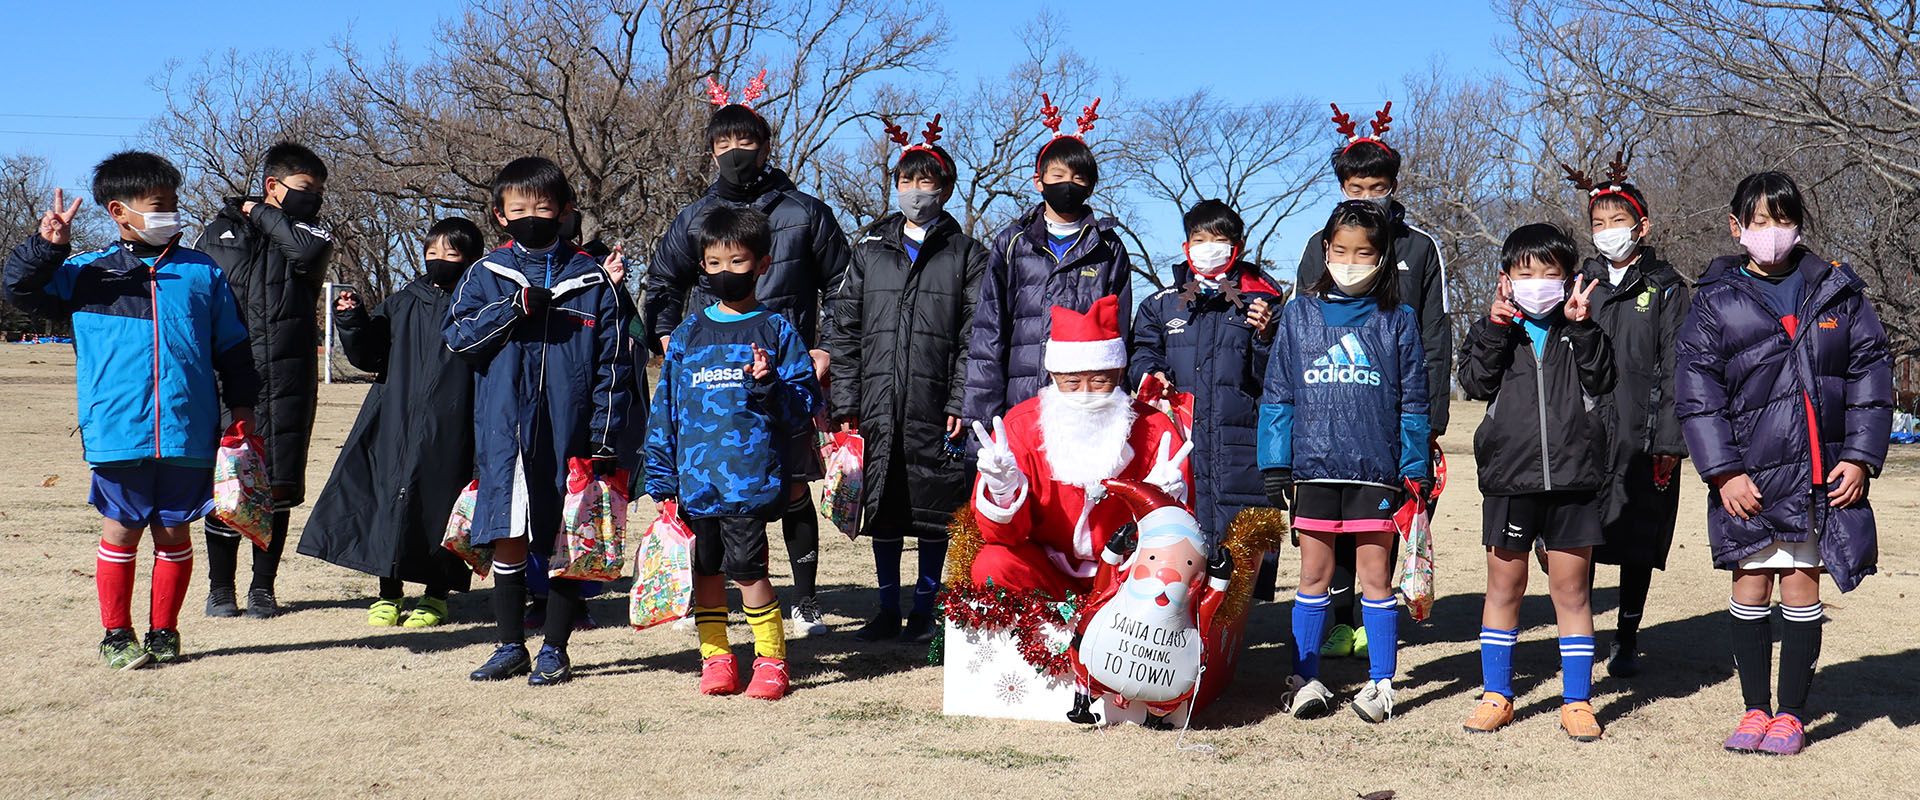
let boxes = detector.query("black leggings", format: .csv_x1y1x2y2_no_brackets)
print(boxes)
205,510,290,593
784,491,819,598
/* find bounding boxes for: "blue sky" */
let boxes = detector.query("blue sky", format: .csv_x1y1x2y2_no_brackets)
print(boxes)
0,0,1506,275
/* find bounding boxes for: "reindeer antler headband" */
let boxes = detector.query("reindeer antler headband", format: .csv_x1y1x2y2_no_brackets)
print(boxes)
883,114,947,169
705,69,769,110
1035,93,1102,169
1560,150,1643,217
1330,102,1394,154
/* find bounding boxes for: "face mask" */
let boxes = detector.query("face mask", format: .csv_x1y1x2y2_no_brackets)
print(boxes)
276,186,323,222
715,147,763,188
1185,242,1235,277
1353,193,1393,218
425,258,466,287
504,215,562,250
1040,180,1092,216
1056,388,1116,411
701,269,756,303
1510,278,1567,318
1592,224,1639,262
897,188,945,226
1327,261,1381,295
119,204,182,245
1740,225,1800,266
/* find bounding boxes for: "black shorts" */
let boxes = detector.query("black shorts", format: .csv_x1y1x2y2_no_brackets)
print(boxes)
1291,483,1400,535
689,516,771,582
1482,491,1605,552
785,424,825,483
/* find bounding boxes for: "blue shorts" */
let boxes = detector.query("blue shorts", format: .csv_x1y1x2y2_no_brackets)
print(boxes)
89,462,215,528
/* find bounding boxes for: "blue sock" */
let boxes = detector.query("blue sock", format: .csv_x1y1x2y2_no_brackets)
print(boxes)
1292,592,1331,678
872,538,903,613
910,539,948,616
1560,635,1596,703
1480,626,1519,698
1361,595,1400,682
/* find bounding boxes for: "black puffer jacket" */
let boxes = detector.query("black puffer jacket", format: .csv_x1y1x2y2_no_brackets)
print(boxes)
192,197,333,506
823,213,986,537
1459,314,1616,495
644,170,850,350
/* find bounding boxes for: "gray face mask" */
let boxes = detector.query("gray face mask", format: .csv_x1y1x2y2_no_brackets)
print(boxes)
897,188,945,226
1363,193,1395,217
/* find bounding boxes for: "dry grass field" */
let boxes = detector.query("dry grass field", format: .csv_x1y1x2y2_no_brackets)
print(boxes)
0,345,1914,799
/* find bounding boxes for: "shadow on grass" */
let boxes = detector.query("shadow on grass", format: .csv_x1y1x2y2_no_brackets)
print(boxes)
1805,646,1920,739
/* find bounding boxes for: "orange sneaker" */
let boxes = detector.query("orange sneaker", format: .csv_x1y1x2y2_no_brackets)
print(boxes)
1560,701,1604,742
1462,692,1514,733
699,654,739,695
745,656,789,700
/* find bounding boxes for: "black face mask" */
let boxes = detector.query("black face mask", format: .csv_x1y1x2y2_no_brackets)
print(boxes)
425,258,466,288
1040,180,1092,216
277,186,324,222
701,270,757,303
715,148,764,188
504,216,562,250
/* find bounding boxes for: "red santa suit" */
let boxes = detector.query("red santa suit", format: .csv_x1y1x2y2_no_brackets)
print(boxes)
969,297,1191,597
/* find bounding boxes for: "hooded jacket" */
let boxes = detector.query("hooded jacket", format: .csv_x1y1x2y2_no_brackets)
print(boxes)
1458,311,1616,496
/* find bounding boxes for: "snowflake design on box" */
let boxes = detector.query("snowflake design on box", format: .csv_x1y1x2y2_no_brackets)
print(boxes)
994,671,1030,705
966,640,994,674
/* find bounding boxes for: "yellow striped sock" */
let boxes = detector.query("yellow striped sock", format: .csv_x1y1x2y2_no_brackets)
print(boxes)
744,601,786,660
694,605,731,660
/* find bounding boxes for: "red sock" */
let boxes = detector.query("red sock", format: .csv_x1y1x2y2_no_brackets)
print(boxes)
96,541,137,631
151,543,193,631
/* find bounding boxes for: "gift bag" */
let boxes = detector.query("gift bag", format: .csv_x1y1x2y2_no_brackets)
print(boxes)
211,421,273,551
820,430,865,538
1393,447,1446,621
441,480,491,577
1136,374,1195,438
551,458,630,582
630,499,695,629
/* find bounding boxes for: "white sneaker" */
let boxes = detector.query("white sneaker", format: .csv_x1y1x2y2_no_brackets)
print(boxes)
671,614,696,632
1351,678,1394,723
1281,674,1336,719
789,596,828,639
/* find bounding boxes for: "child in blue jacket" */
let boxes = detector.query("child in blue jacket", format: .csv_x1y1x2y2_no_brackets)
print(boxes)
444,157,632,687
1258,200,1429,723
3,152,260,669
648,205,822,701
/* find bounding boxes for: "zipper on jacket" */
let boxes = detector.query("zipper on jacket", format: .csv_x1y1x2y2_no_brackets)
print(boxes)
1532,344,1552,491
150,261,163,458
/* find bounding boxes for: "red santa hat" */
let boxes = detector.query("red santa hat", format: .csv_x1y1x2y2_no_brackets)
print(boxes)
1102,480,1204,551
1044,295,1126,374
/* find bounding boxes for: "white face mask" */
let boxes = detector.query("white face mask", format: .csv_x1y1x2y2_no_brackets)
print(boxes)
1186,241,1234,276
1592,225,1639,262
119,204,182,245
1057,388,1119,411
1510,278,1567,318
1327,261,1381,295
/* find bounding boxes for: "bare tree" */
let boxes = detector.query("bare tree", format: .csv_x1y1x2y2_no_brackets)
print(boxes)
0,154,91,335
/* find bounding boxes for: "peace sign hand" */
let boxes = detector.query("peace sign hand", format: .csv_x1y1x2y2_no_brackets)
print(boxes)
1564,275,1599,322
970,416,1023,496
603,243,627,285
1489,273,1518,325
1144,431,1193,502
747,342,772,381
39,189,82,246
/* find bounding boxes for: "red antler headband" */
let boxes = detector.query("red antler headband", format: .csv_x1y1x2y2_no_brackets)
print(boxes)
1561,150,1643,217
704,69,769,109
882,114,947,170
1331,101,1394,154
1036,94,1102,169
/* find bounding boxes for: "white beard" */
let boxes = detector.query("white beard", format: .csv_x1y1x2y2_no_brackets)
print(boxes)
1037,385,1137,488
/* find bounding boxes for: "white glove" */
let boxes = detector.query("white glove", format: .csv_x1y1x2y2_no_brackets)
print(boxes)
972,416,1023,498
1144,431,1193,504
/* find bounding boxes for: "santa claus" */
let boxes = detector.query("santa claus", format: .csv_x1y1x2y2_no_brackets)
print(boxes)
1070,480,1232,727
969,296,1192,598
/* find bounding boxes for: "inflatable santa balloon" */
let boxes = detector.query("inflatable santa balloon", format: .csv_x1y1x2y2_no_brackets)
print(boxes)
1070,479,1231,728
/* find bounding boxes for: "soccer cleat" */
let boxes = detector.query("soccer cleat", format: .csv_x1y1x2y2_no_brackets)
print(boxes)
1560,701,1604,742
1607,639,1642,678
852,610,902,642
745,656,789,700
789,596,828,639
900,612,938,644
1281,674,1335,719
1723,709,1772,753
403,597,449,628
469,643,531,681
1757,713,1805,755
527,645,572,686
244,589,279,620
1352,625,1371,659
204,587,241,618
367,598,403,627
100,629,151,671
144,629,182,664
1319,624,1356,658
699,654,740,695
1462,692,1515,733
1350,678,1395,723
